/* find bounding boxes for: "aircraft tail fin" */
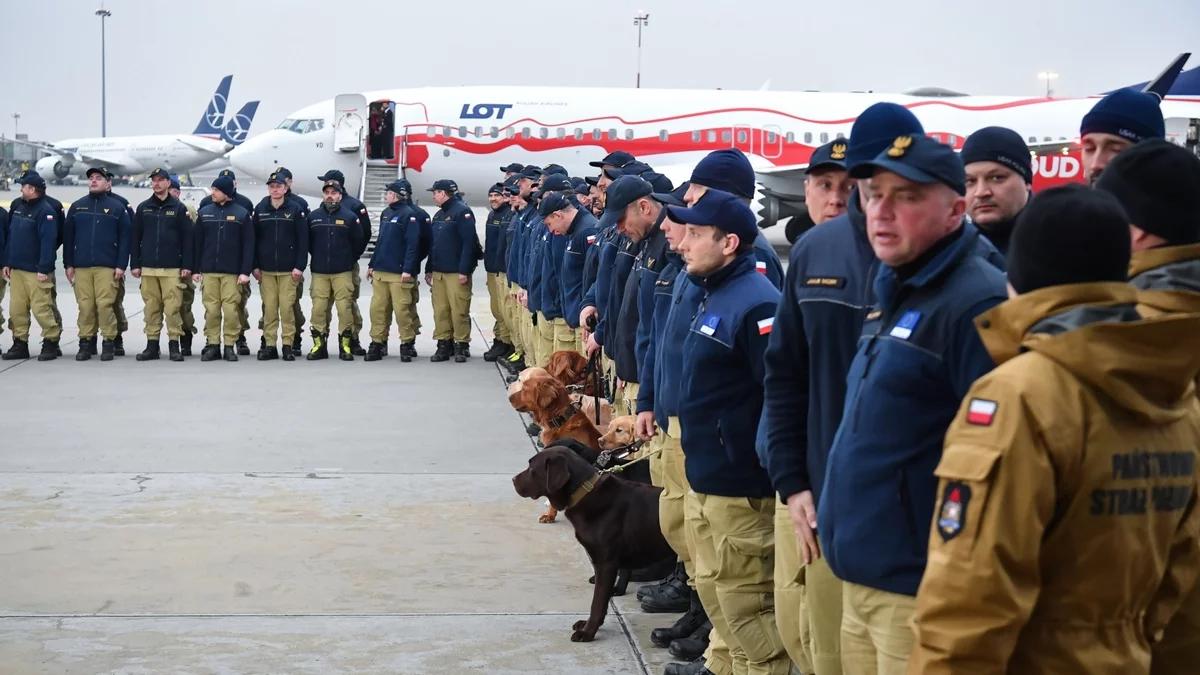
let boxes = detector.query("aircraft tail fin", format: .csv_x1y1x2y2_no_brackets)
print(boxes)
1109,53,1194,99
193,75,233,136
222,101,259,146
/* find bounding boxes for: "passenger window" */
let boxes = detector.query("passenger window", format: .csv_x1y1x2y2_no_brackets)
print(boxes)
707,130,717,142
608,128,618,140
505,128,515,139
490,126,499,138
835,132,845,139
691,130,701,143
556,128,566,140
458,126,468,137
573,128,583,140
521,127,531,138
538,127,549,139
786,132,795,143
803,132,812,144
737,129,748,143
766,131,777,143
625,129,634,140
721,130,732,143
659,130,669,142
442,126,451,136
592,129,602,140
473,126,482,137
820,132,829,143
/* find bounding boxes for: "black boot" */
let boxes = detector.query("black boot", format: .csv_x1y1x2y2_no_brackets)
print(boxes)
364,341,385,362
99,339,116,362
75,337,96,361
259,335,267,351
662,656,715,675
180,332,193,356
399,341,417,363
638,562,683,601
430,339,452,362
483,339,513,362
168,340,184,362
37,339,61,362
632,558,678,582
2,338,30,360
651,590,708,648
291,332,302,354
235,335,250,356
349,334,367,357
526,422,543,437
502,351,527,374
338,331,355,361
258,345,279,361
640,562,692,613
136,339,160,361
256,343,272,360
453,341,470,363
223,345,239,362
112,334,125,356
200,344,221,362
281,345,296,362
307,331,328,361
669,620,712,661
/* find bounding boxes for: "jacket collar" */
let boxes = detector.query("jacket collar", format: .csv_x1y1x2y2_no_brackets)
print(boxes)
873,220,980,309
689,251,756,292
1129,243,1200,290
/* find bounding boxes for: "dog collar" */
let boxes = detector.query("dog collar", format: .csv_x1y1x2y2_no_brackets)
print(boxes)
545,401,580,429
565,475,600,509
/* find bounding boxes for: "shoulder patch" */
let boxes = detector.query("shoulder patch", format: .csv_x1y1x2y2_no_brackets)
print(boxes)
805,276,846,288
889,310,921,340
226,215,236,221
937,481,971,541
966,398,998,426
757,317,775,335
755,260,767,274
699,313,720,336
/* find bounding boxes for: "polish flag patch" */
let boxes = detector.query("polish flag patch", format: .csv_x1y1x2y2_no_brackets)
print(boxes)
755,261,767,275
966,398,998,426
586,234,597,245
757,317,775,335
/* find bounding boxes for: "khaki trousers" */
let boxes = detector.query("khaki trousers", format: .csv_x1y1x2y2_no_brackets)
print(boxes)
73,267,120,339
140,268,183,339
310,272,355,336
660,418,693,579
261,272,301,346
181,276,197,335
370,271,418,343
0,276,6,335
114,275,128,334
806,556,844,675
486,272,512,343
839,582,915,675
201,273,242,345
237,282,252,337
8,269,62,341
350,261,364,333
431,271,472,342
775,503,814,674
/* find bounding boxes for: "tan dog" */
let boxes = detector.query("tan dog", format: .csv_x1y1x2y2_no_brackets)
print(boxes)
599,415,638,451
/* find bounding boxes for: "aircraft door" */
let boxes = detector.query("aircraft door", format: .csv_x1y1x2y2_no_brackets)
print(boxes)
333,94,368,153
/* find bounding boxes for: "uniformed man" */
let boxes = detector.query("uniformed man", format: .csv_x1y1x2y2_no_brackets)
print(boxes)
541,190,599,355
305,180,366,361
317,169,371,356
1095,140,1200,675
271,166,309,353
1,171,63,361
482,183,516,361
167,175,199,356
529,174,578,365
499,178,528,372
1080,88,1165,185
820,135,1007,673
503,168,541,374
100,169,134,355
668,189,789,675
500,162,525,179
763,104,926,675
803,139,853,227
63,167,132,361
681,149,784,289
366,179,427,362
252,171,308,361
908,185,1200,675
424,178,480,363
193,175,254,362
132,168,193,362
961,126,1031,256
199,168,255,355
0,203,8,357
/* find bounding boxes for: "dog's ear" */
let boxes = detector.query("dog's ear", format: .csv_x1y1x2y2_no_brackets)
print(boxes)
543,452,570,496
535,378,562,411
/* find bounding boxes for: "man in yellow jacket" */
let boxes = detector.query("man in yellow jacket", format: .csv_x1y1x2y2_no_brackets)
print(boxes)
908,185,1200,675
1096,138,1200,675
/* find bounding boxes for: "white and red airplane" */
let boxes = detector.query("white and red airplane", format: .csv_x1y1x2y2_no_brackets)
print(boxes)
228,55,1200,228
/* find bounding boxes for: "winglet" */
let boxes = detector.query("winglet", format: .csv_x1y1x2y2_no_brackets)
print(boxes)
222,101,259,146
193,75,233,136
1142,53,1190,100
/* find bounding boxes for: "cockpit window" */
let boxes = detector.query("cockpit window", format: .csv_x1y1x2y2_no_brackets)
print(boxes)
276,118,326,134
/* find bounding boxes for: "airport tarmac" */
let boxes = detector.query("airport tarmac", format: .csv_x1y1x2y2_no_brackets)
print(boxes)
0,182,692,674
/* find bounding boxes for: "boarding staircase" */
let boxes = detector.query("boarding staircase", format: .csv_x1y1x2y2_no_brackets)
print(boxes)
359,163,399,257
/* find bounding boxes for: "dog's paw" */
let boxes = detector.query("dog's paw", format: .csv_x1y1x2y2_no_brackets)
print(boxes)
570,620,596,642
538,513,557,524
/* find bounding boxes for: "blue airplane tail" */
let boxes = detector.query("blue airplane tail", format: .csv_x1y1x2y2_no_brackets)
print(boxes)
1109,53,1200,98
222,101,259,146
193,75,233,136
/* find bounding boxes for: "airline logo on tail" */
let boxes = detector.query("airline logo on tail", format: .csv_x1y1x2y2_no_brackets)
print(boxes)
222,101,259,146
193,75,233,137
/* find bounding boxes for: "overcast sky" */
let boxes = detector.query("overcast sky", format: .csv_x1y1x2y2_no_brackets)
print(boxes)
2,0,1197,141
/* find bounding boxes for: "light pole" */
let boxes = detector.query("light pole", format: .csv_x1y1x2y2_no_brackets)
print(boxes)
12,113,19,137
96,6,112,136
1037,71,1059,99
633,11,649,89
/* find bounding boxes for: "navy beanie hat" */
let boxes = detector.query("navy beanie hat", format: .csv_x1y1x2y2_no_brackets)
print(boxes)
210,175,236,196
1008,185,1131,294
690,148,755,200
1096,139,1200,245
1080,88,1165,143
847,102,925,170
962,126,1033,184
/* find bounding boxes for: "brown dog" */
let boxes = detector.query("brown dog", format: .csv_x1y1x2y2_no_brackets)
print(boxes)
599,415,638,451
545,350,598,396
512,446,674,643
571,393,613,430
508,370,604,523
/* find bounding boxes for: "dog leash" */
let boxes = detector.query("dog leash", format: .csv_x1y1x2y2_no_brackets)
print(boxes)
598,441,661,475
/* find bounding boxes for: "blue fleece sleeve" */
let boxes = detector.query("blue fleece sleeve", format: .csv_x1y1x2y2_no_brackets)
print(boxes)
763,255,813,501
116,206,132,269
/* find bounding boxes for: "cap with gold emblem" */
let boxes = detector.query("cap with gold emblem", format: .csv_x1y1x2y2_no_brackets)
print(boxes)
849,134,965,195
806,139,849,175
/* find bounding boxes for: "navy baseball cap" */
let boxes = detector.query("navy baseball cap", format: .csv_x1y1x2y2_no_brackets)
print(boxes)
574,182,591,196
148,167,171,181
535,174,573,196
169,174,181,190
317,169,346,184
543,163,568,177
18,171,46,189
502,179,521,196
275,167,294,180
806,139,849,175
849,134,966,196
538,192,573,217
642,171,675,193
86,166,108,179
598,175,654,230
488,182,505,195
385,179,411,196
584,175,600,186
665,189,758,244
428,179,459,193
266,171,287,185
218,169,236,180
519,166,543,180
589,150,636,169
652,182,690,207
604,160,652,181
500,162,525,173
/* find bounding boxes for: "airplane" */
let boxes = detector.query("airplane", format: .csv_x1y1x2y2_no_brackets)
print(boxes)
14,76,260,183
228,56,1200,230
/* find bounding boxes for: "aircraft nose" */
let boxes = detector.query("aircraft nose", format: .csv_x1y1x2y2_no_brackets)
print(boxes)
227,131,279,182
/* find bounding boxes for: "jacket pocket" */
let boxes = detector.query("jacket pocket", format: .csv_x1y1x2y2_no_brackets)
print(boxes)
931,444,1003,556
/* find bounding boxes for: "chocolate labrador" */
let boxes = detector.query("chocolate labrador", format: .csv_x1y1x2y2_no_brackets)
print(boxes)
513,446,675,642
